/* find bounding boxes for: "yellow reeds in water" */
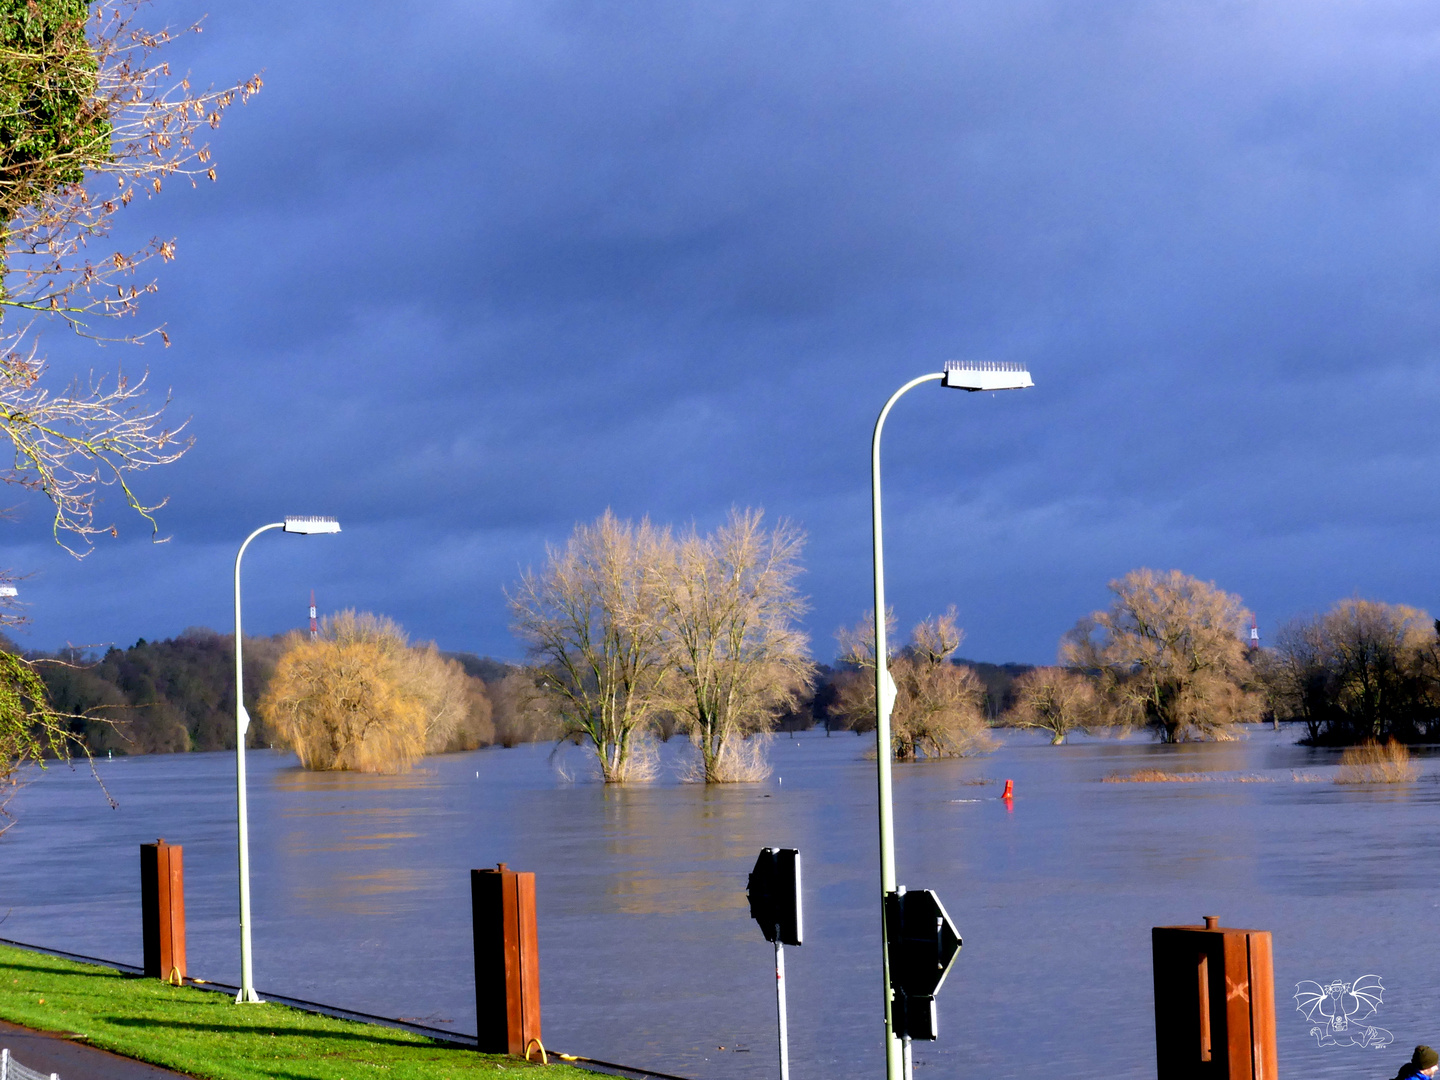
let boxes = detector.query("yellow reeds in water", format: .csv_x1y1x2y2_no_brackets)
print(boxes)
1102,770,1204,783
1334,740,1418,784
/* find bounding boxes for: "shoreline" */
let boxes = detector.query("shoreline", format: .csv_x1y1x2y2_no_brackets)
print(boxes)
0,941,620,1080
0,937,693,1080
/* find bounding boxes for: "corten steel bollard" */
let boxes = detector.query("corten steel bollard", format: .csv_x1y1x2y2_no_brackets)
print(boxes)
140,839,186,984
1153,916,1277,1080
472,863,541,1056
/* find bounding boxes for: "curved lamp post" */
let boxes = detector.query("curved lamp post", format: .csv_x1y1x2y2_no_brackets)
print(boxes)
871,362,1031,1079
234,515,340,1003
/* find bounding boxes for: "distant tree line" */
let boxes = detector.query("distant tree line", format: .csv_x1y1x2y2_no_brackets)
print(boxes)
29,628,283,755
1257,599,1440,745
12,627,555,761
990,569,1440,747
17,563,1433,773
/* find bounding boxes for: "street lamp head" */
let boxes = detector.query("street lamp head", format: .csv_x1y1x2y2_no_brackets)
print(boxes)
942,360,1033,392
283,516,341,535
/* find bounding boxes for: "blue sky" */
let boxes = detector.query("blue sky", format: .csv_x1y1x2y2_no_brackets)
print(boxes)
10,0,1440,664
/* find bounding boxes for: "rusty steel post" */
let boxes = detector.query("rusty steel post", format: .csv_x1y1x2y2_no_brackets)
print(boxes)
140,839,187,984
1152,916,1277,1080
472,863,541,1056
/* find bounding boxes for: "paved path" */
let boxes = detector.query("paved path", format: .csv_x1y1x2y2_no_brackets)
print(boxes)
0,1020,189,1080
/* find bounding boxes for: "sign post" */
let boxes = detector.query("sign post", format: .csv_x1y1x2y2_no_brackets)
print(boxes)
885,887,963,1080
775,937,789,1080
748,848,803,1080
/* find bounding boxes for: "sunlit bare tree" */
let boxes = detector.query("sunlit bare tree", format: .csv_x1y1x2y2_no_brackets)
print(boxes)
1061,569,1260,742
1006,667,1099,744
258,612,476,773
652,508,812,783
834,607,994,760
1253,618,1328,741
508,512,669,782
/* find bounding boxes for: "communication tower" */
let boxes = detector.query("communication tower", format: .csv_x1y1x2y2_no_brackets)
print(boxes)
1249,614,1259,652
309,589,318,640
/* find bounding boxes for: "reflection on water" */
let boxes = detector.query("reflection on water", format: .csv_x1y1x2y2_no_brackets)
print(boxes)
272,766,441,794
1,728,1437,1080
291,867,443,917
596,785,781,915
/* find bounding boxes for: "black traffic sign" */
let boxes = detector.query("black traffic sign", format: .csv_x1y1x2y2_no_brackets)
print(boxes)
747,848,802,946
885,888,962,1040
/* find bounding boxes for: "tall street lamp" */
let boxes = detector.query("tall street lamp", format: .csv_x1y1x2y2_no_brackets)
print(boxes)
233,515,340,1004
870,362,1032,1079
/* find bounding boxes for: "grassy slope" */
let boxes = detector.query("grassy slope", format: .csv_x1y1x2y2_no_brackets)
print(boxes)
0,946,582,1080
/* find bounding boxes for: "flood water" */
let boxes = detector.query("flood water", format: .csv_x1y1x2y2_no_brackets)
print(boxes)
1,727,1435,1080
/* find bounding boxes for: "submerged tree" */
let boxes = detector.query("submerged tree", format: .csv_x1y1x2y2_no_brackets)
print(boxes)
258,613,479,773
652,508,813,783
509,512,669,782
490,669,558,748
1260,599,1437,744
834,608,993,760
1062,569,1259,742
1007,667,1100,744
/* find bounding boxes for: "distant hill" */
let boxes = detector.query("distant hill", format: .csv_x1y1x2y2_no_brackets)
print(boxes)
30,628,285,755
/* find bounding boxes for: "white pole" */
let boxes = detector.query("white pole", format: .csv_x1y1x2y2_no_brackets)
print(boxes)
234,522,283,1005
775,939,790,1080
871,373,942,1080
902,1036,913,1080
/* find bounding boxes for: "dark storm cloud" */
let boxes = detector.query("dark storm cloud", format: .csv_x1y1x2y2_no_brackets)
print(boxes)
11,0,1440,662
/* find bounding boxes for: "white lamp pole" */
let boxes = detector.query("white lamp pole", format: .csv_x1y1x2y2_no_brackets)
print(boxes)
870,362,1031,1079
233,515,340,1004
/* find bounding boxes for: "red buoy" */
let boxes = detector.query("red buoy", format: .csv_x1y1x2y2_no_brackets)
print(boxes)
1001,779,1014,799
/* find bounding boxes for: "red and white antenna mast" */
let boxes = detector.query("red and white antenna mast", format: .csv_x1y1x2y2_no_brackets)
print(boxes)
1249,614,1259,651
309,589,318,640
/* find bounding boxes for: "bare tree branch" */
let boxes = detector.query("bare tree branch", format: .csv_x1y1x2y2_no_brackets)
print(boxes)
0,0,258,554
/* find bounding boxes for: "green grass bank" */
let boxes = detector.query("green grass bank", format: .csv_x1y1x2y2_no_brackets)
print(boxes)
0,945,583,1080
